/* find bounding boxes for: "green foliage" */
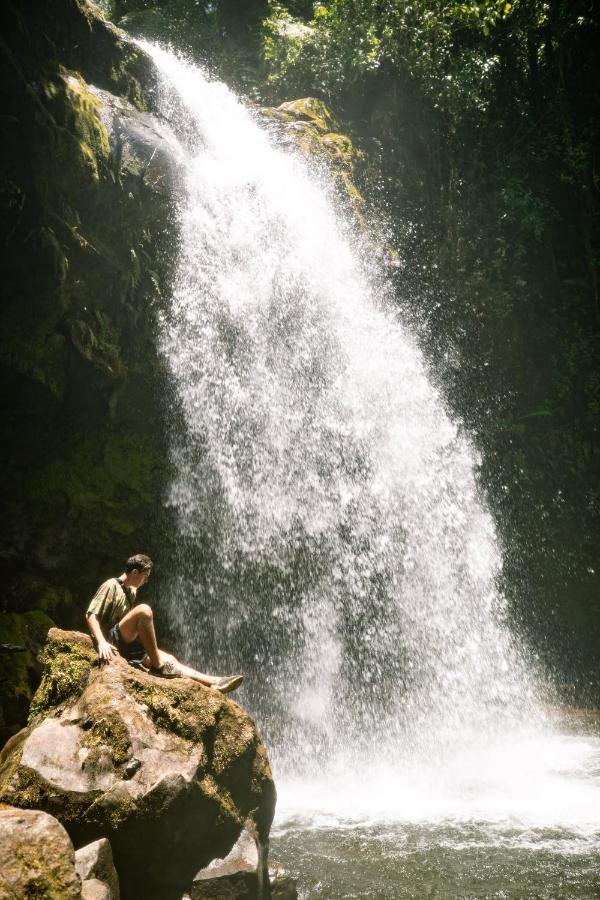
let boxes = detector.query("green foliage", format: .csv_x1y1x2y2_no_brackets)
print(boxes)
0,612,54,716
262,0,518,109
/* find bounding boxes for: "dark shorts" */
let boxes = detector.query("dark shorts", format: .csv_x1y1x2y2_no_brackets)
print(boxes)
108,622,146,663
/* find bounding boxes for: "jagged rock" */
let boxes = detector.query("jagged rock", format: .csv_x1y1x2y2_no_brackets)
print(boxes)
0,629,276,900
76,838,120,900
0,807,82,899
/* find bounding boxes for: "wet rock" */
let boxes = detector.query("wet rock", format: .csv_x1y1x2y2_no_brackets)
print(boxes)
75,837,120,900
0,806,82,899
0,629,276,900
190,827,297,899
92,83,183,200
260,97,365,210
189,871,297,899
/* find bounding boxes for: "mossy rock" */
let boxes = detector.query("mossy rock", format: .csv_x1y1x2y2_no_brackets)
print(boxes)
261,97,365,210
0,807,81,900
28,629,97,722
0,629,276,900
275,98,339,134
0,611,55,746
37,69,111,199
0,1,174,631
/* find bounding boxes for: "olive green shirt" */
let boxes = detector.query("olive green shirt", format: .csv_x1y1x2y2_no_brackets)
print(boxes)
86,578,136,633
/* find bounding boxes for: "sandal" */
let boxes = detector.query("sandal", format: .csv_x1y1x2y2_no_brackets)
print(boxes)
150,659,181,679
214,674,244,694
128,659,149,672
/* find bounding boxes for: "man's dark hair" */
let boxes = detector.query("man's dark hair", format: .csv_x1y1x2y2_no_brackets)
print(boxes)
125,554,153,573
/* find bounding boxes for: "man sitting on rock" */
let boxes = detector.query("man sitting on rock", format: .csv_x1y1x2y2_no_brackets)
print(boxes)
86,553,242,693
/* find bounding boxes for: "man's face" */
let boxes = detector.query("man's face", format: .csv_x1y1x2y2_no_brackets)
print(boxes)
130,567,151,588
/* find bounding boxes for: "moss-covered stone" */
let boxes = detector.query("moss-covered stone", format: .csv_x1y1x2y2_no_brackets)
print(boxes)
28,630,96,722
127,677,222,741
261,97,365,211
276,97,339,133
0,611,55,745
0,629,276,900
81,713,132,766
0,808,82,900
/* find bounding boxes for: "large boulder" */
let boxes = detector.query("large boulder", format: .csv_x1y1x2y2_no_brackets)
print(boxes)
0,629,276,900
0,807,82,899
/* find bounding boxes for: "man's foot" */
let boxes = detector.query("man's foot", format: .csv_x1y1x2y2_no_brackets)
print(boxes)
150,659,181,679
213,674,244,694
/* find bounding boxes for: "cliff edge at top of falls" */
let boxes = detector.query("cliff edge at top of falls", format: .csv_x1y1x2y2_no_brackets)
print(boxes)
0,629,276,900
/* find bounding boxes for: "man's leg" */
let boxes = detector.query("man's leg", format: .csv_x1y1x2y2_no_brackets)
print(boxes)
117,604,161,669
118,606,240,690
158,652,221,686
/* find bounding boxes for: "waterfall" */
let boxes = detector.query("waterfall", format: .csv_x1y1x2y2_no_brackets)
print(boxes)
142,43,544,778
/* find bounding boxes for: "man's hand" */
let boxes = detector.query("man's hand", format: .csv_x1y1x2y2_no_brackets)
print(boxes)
87,613,118,665
97,639,118,664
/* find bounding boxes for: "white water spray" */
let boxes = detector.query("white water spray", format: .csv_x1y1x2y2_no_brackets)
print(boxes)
138,46,600,883
143,43,545,778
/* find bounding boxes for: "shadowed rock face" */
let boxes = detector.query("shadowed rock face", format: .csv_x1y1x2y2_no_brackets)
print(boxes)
0,0,176,629
0,629,276,900
0,0,182,743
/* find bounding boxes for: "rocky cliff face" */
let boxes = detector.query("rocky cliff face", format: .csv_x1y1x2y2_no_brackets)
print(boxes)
0,0,180,736
0,629,276,900
0,0,175,621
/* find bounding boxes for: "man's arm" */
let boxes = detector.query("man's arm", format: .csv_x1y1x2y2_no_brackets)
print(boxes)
86,612,118,663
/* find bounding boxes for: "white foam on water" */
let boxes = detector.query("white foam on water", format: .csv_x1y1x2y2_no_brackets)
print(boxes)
276,732,600,835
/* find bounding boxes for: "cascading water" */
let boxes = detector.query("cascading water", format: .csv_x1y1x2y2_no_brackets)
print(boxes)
142,42,600,898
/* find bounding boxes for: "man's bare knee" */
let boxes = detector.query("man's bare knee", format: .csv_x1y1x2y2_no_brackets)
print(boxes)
136,603,153,620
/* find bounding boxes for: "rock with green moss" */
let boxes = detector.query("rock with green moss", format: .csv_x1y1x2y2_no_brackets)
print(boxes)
0,1,178,628
0,610,55,745
0,807,82,899
260,97,365,210
0,629,276,900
